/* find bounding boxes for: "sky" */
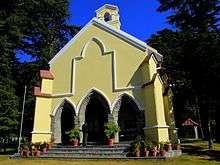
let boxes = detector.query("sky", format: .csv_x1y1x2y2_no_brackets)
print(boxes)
18,0,173,62
69,0,173,41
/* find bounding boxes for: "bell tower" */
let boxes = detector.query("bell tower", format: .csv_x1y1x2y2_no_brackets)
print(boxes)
96,4,121,30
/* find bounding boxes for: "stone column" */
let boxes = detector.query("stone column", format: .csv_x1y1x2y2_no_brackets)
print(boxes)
78,95,91,143
112,99,121,143
52,107,63,144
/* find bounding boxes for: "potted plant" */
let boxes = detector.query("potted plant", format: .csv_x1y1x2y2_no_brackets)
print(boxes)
104,122,120,146
33,142,41,157
40,142,47,153
66,128,80,146
20,143,30,157
142,140,152,157
159,142,166,157
47,134,55,150
173,139,181,150
151,143,159,157
164,141,172,152
131,136,143,157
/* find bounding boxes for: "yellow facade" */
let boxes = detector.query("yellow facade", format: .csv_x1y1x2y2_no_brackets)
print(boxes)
32,4,176,144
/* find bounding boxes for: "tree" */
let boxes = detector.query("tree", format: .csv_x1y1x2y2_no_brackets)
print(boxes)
0,1,21,152
13,0,80,137
17,0,80,67
157,0,220,33
0,0,80,145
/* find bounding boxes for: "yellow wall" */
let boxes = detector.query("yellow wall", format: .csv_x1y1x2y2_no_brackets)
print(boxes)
32,22,172,143
32,97,52,142
41,79,53,94
50,24,146,107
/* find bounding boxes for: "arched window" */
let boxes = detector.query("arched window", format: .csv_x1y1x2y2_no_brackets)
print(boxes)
104,12,112,22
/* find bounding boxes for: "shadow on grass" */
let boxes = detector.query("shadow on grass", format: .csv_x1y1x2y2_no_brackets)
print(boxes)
182,143,220,162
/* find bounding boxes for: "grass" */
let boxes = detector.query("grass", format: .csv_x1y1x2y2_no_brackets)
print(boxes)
0,140,220,165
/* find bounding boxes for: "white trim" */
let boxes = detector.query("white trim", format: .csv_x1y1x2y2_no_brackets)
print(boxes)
76,88,111,115
111,92,144,113
49,17,162,65
51,93,73,97
93,18,147,51
31,131,52,134
143,125,169,129
95,4,119,13
71,37,142,94
51,98,76,117
48,18,95,65
45,36,143,98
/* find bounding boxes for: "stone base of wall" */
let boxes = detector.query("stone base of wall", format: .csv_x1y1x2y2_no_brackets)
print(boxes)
165,150,182,158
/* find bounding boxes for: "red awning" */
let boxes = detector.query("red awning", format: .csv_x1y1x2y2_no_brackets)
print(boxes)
182,118,199,126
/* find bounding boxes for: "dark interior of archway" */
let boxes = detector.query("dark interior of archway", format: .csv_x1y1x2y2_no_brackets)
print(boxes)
61,102,75,144
118,96,139,141
85,93,109,143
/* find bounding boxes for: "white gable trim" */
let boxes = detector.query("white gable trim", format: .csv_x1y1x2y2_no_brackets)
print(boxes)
49,17,162,65
95,4,119,13
48,19,95,65
71,37,142,95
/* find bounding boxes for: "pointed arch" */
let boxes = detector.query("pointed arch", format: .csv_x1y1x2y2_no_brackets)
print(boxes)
112,93,145,141
77,88,111,142
111,93,143,114
50,98,76,144
80,37,108,58
76,88,111,115
51,98,76,117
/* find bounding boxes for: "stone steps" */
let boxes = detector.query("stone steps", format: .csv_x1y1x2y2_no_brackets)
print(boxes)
40,144,129,158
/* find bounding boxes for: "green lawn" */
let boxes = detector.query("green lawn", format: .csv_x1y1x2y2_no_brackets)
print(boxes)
0,140,220,165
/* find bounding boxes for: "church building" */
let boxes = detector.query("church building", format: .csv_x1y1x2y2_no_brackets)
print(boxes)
32,4,177,144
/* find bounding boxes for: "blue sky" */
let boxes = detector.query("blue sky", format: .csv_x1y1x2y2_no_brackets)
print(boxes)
18,0,173,62
69,0,173,41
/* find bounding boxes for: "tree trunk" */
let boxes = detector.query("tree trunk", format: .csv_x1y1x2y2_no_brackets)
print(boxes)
195,96,204,139
3,138,7,153
208,120,213,150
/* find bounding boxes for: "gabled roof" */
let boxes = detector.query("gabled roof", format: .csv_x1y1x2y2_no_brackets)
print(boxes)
182,118,199,126
49,17,163,65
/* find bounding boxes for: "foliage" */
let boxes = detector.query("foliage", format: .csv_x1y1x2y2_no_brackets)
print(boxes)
159,141,165,150
131,136,143,152
104,122,120,139
0,1,20,144
40,141,47,150
66,128,80,140
0,0,80,142
143,140,153,150
157,0,220,32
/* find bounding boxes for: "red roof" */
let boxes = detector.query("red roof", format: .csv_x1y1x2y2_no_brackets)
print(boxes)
182,118,199,126
33,86,51,97
40,70,54,80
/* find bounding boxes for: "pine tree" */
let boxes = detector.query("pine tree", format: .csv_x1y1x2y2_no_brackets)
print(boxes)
0,0,80,143
18,0,80,67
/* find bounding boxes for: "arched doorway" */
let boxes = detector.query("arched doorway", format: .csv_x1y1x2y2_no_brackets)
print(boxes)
51,100,76,144
78,90,110,143
113,94,145,141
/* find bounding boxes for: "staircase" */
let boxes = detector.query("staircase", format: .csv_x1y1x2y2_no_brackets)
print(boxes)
40,143,130,159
